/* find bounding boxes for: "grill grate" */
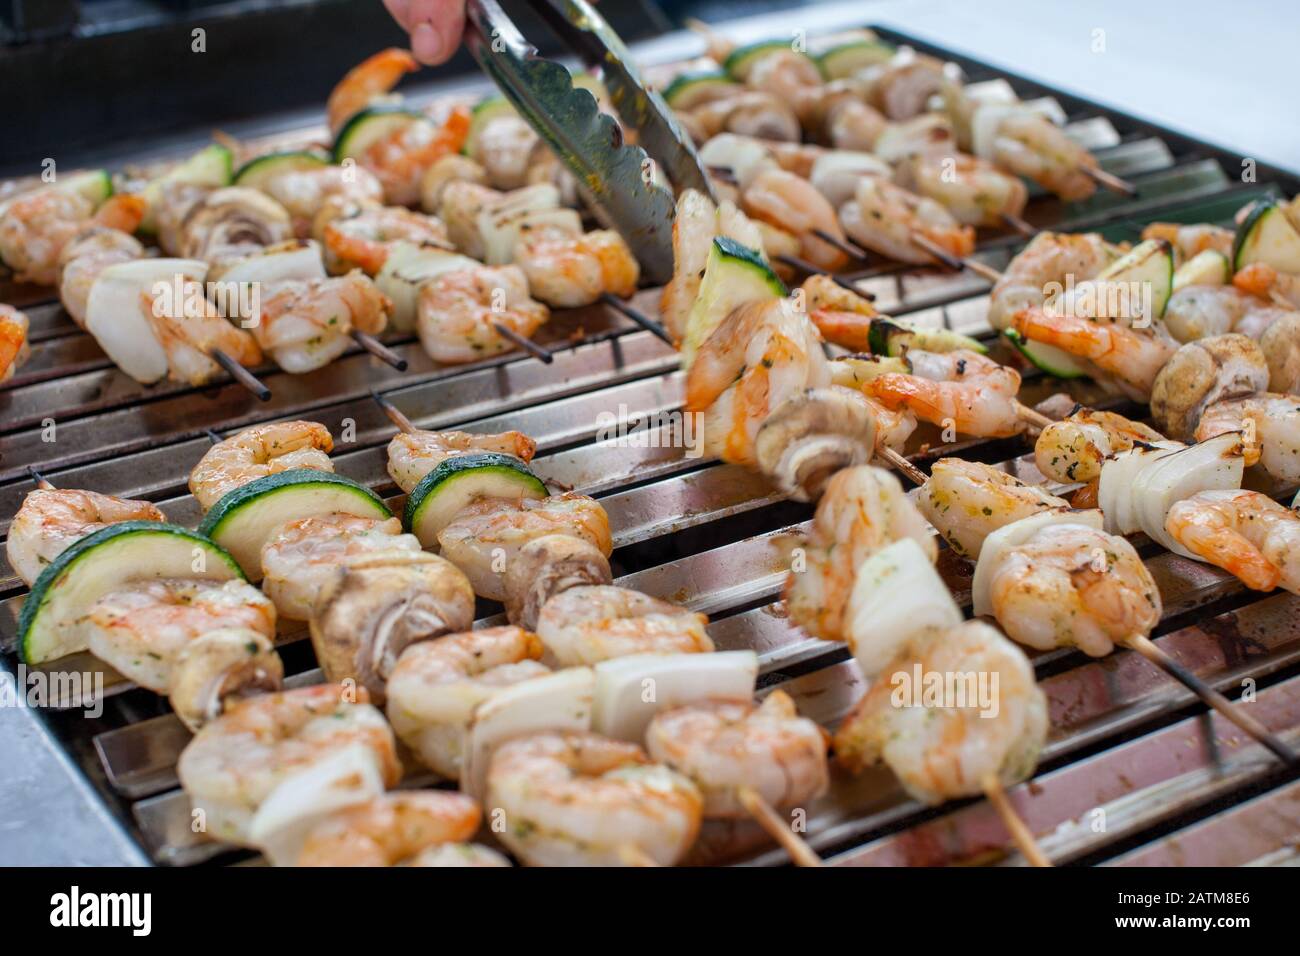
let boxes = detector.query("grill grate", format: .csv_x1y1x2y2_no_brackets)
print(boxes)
2,24,1298,867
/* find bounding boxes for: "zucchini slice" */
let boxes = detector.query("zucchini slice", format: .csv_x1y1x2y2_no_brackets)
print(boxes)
375,242,479,332
139,144,234,233
868,320,988,357
403,453,548,548
723,40,811,81
18,522,244,665
681,236,787,368
816,39,897,79
1003,328,1090,379
1173,249,1230,290
333,108,434,164
198,470,391,579
1093,238,1174,322
1233,200,1300,274
233,150,331,191
662,70,740,110
64,169,114,207
463,96,518,158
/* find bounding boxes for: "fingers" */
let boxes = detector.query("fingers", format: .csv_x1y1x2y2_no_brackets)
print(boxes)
404,0,467,66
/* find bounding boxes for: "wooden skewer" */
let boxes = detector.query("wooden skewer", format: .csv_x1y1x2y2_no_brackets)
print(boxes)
1124,633,1298,766
210,348,271,402
350,331,408,371
736,785,822,867
774,254,875,300
1015,402,1055,431
617,844,661,867
370,388,417,434
981,773,1052,867
1082,165,1138,197
999,212,1037,237
810,228,873,263
26,465,53,490
876,446,928,486
909,234,1003,284
494,322,554,363
599,292,674,345
204,429,224,446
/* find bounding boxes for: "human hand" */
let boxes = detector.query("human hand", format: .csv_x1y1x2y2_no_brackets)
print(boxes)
382,0,467,66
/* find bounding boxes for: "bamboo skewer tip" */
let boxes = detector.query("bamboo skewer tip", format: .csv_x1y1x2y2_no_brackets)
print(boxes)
736,785,822,867
493,322,554,364
350,330,408,371
369,387,417,434
981,773,1052,868
210,348,271,402
877,446,927,486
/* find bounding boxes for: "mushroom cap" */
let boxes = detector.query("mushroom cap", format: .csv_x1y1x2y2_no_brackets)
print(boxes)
309,552,475,705
502,533,613,630
169,627,284,733
181,186,294,266
1149,333,1268,440
755,387,877,502
1259,312,1300,395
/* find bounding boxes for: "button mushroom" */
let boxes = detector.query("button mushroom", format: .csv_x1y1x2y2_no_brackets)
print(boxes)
180,187,294,273
309,552,475,705
169,628,284,733
755,386,878,502
502,533,614,630
1149,333,1269,440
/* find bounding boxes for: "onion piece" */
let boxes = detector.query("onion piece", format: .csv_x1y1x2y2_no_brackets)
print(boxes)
1132,431,1245,556
971,508,1104,617
591,651,758,742
1097,440,1184,536
375,241,479,331
809,150,890,208
697,133,778,190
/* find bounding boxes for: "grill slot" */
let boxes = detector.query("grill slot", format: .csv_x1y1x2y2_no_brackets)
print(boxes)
3,21,1299,867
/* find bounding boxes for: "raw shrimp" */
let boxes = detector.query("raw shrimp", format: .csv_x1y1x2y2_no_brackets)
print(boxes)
685,299,830,466
296,792,481,867
57,227,145,326
320,201,449,275
436,493,613,601
260,514,423,620
1011,307,1177,398
0,190,144,286
254,271,392,374
515,228,640,308
0,303,30,382
840,175,975,265
416,264,549,364
1165,490,1300,593
742,167,850,272
865,349,1026,438
176,684,402,846
834,620,1049,804
987,231,1114,332
189,420,334,511
6,488,166,587
386,428,537,494
897,152,1028,228
1034,407,1164,485
485,730,703,866
645,690,830,818
86,579,276,692
918,458,1069,560
385,626,550,778
1195,394,1300,483
986,523,1161,657
783,465,936,643
983,110,1097,202
534,585,712,667
1142,222,1233,262
326,48,419,136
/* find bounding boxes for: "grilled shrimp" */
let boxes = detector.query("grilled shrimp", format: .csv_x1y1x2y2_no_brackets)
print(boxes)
177,684,402,847
1142,222,1233,263
918,458,1069,560
0,189,144,286
7,488,166,587
57,226,145,327
0,303,30,382
326,48,418,135
295,791,481,867
840,175,975,265
1165,490,1300,593
260,514,423,620
385,626,550,778
645,690,830,818
416,264,549,364
515,228,640,308
783,465,935,642
420,154,487,214
319,201,448,275
409,843,511,867
986,523,1161,657
834,621,1049,804
1234,262,1300,310
534,585,712,667
485,730,703,867
386,428,537,494
896,152,1029,228
357,107,471,207
189,420,334,511
468,111,540,190
683,91,802,143
685,298,830,466
742,167,850,272
1011,307,1178,398
1034,407,1164,485
987,231,1114,332
865,349,1026,438
982,110,1097,202
1162,285,1282,343
86,578,276,692
254,271,392,374
437,493,612,601
260,165,384,239
1195,394,1300,483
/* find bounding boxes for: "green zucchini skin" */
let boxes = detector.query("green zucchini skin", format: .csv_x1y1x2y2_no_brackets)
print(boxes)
662,70,739,110
403,453,548,546
333,108,432,164
724,40,814,81
233,151,331,189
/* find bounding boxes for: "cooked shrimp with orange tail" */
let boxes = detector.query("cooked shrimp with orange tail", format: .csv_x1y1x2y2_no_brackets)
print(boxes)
189,420,334,510
254,270,392,373
0,303,30,382
327,48,419,136
865,349,1025,438
0,190,145,286
515,228,640,308
840,176,975,266
1165,490,1300,593
295,791,482,867
319,200,449,275
1011,307,1177,398
415,263,549,364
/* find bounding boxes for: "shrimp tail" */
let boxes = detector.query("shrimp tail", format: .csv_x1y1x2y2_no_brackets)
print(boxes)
328,48,420,134
94,194,147,234
809,309,875,352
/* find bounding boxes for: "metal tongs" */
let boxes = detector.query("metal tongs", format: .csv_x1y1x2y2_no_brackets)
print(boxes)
464,0,713,284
